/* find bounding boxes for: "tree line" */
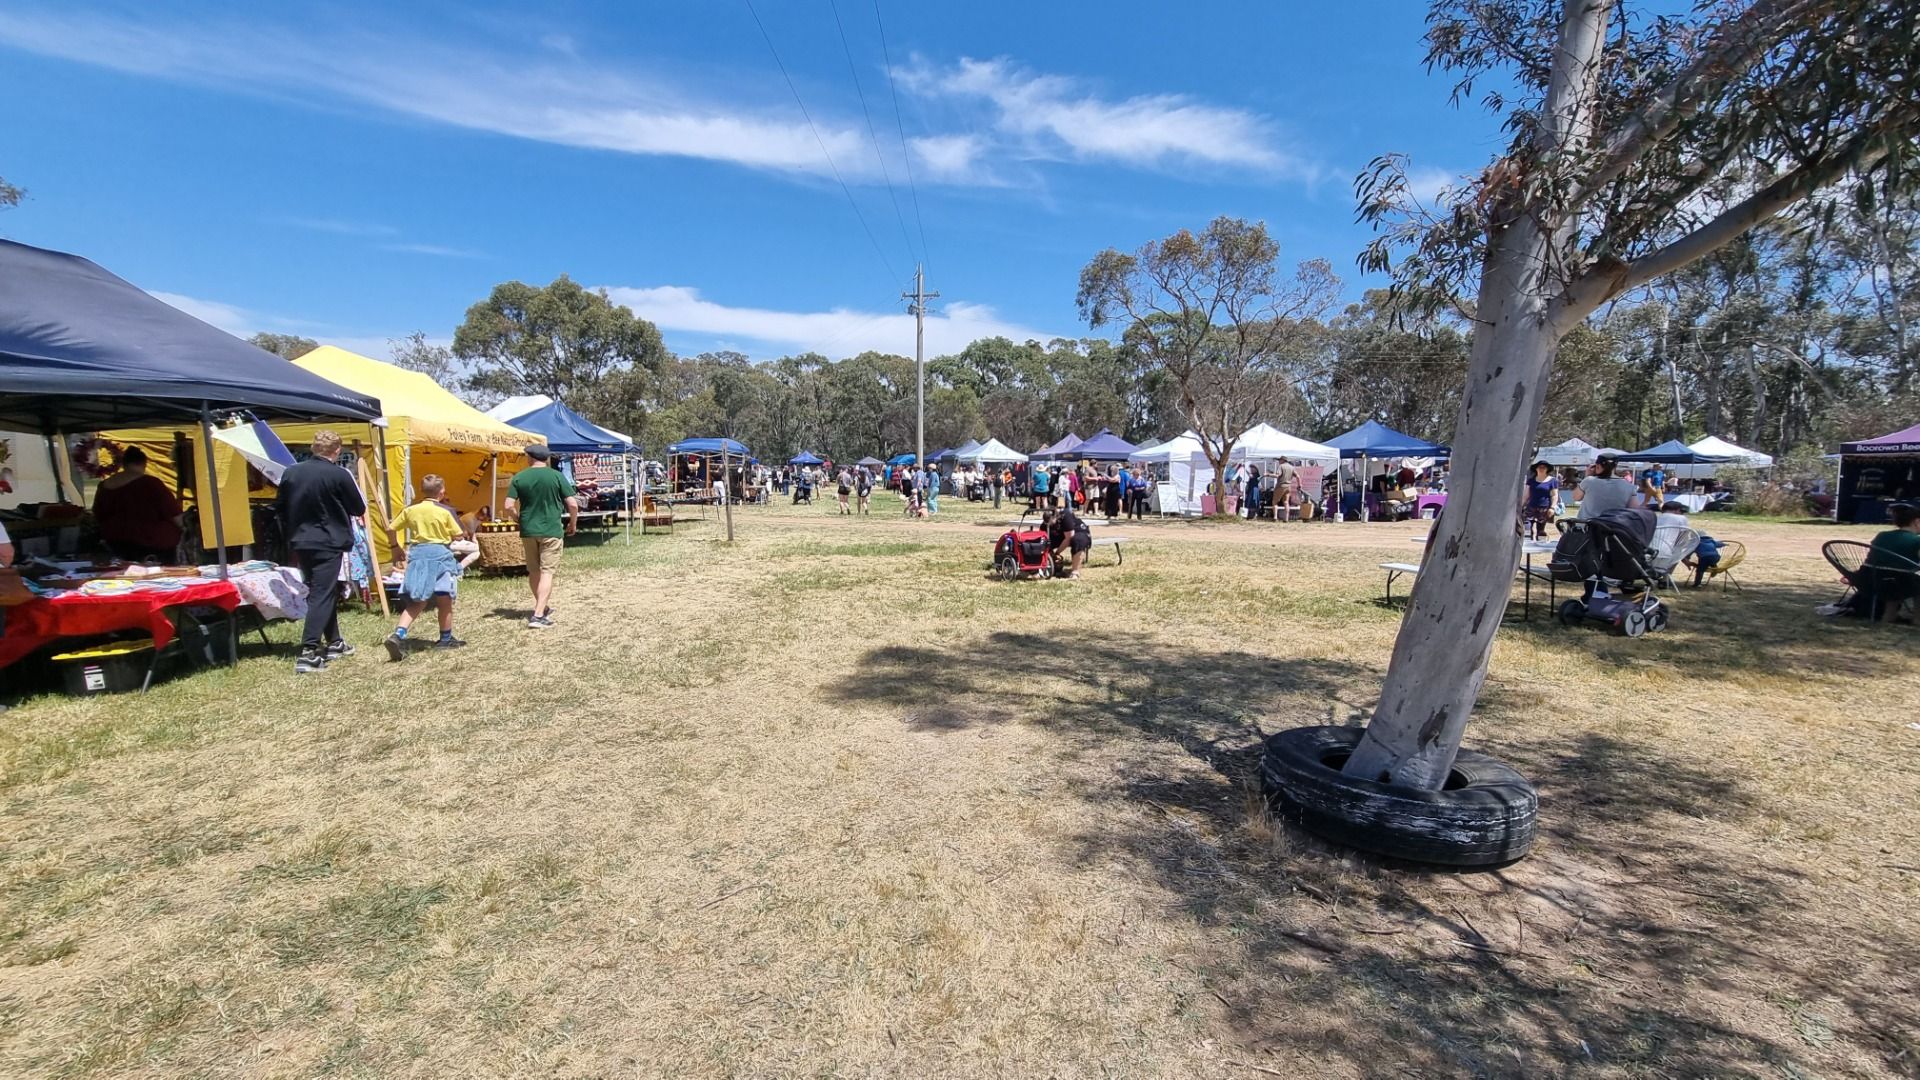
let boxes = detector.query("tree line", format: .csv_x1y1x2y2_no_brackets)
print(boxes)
244,188,1916,480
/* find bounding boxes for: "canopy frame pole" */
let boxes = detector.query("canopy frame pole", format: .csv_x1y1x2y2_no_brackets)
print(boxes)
624,453,633,546
45,431,71,505
722,444,735,543
199,403,238,668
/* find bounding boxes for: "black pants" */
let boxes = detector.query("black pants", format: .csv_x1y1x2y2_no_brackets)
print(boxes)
294,548,344,652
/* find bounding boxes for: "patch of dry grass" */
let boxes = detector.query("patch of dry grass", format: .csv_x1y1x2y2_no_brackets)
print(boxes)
1,501,1916,1078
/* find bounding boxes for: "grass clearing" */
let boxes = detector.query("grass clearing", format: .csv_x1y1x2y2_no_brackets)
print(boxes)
1,494,1916,1077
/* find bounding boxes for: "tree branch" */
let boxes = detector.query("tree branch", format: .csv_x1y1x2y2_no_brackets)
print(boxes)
1555,129,1897,326
1569,0,1819,208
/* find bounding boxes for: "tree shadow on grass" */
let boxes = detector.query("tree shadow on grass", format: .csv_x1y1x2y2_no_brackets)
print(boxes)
828,631,1920,1078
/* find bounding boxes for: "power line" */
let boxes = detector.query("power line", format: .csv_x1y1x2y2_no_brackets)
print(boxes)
872,0,930,271
828,0,916,269
744,0,901,288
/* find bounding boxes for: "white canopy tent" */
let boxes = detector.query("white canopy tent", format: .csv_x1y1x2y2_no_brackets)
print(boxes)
1129,430,1212,515
1668,435,1774,478
1535,437,1599,466
1224,422,1340,468
957,437,1027,464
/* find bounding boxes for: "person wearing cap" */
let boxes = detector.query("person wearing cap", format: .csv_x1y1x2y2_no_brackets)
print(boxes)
504,444,577,629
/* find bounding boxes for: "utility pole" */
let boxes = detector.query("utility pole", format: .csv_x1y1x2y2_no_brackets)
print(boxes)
903,264,939,468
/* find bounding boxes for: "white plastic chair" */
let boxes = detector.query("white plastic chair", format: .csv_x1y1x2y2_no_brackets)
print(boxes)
1649,526,1700,590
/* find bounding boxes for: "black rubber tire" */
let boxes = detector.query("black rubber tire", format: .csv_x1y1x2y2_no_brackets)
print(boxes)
1261,726,1537,867
1558,599,1586,627
994,557,1015,580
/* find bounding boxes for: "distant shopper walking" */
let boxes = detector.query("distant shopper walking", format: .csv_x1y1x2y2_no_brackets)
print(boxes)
274,430,365,674
505,444,577,629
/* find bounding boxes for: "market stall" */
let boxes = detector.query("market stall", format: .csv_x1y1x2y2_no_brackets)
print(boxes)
497,398,637,544
1127,430,1210,516
1324,420,1450,522
1837,423,1920,524
0,239,382,685
668,437,750,498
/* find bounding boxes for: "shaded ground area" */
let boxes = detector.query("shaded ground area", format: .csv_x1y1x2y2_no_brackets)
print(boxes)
1,496,1914,1077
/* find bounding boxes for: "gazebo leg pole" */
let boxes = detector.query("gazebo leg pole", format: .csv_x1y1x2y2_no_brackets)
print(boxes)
199,403,237,668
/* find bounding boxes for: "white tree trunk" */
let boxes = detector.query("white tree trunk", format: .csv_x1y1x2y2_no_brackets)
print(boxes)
1341,218,1561,789
1340,0,1609,791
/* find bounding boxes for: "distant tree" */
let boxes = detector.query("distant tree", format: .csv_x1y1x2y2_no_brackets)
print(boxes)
388,331,460,388
453,276,668,407
248,333,319,360
0,175,21,209
1077,217,1340,514
1342,0,1920,789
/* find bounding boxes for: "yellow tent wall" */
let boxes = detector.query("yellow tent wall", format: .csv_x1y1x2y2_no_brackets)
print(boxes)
87,428,255,547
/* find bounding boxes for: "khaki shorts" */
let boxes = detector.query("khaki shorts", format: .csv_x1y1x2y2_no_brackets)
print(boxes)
523,536,564,576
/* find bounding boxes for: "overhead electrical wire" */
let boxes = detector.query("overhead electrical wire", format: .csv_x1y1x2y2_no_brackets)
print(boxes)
872,0,931,272
828,0,917,270
744,0,902,289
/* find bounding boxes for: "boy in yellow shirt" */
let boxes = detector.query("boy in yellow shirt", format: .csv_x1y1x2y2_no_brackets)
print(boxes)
381,475,471,660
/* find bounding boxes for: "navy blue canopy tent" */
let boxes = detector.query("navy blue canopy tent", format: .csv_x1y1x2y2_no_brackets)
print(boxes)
886,452,919,466
789,451,824,465
0,240,382,433
1071,428,1139,461
1324,420,1448,459
501,399,637,542
500,399,631,454
1032,432,1084,462
667,437,749,456
1621,439,1732,465
0,239,385,591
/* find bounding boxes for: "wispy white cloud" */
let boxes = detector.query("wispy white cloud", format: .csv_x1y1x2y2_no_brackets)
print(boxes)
904,56,1317,180
145,290,429,360
0,8,872,179
147,291,254,337
602,285,1060,359
276,216,399,238
0,9,1308,189
1402,166,1460,205
377,242,486,259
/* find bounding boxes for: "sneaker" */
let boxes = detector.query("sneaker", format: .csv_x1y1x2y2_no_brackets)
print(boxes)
383,631,408,662
527,615,553,629
434,636,468,650
294,650,329,674
1815,603,1847,617
325,640,355,660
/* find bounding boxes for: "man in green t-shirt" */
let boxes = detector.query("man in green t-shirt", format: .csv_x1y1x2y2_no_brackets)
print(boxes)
1862,503,1920,622
505,444,578,629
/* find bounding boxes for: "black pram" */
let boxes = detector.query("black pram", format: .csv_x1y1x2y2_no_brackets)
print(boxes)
1549,507,1669,637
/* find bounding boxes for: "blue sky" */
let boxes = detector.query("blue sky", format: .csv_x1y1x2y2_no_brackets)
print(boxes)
0,1,1502,362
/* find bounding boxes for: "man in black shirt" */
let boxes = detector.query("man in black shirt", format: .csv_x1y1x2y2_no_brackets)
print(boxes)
274,430,366,673
1044,507,1092,579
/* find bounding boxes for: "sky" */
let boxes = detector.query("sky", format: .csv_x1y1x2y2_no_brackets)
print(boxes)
0,1,1505,363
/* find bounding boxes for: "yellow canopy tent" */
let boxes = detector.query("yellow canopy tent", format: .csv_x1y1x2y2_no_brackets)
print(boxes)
282,347,543,560
104,347,541,564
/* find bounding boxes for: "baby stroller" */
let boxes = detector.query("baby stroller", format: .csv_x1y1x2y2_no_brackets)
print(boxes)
993,529,1054,579
1549,507,1670,637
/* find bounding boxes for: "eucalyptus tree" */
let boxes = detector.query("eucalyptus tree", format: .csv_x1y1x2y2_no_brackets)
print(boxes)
1341,0,1919,788
1077,217,1341,514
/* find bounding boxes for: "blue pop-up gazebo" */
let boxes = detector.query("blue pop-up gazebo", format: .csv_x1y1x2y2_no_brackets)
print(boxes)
503,399,638,542
1621,439,1731,465
886,452,919,467
1071,428,1139,462
502,399,631,454
789,450,824,466
1325,420,1448,459
1325,420,1449,522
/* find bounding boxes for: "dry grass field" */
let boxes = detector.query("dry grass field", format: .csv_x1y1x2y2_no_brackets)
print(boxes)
2,495,1916,1078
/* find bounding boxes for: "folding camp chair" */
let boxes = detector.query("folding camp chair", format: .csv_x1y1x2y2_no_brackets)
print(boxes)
1648,526,1700,592
1686,539,1744,590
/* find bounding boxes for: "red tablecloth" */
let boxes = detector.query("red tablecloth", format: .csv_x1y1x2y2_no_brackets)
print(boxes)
0,580,242,670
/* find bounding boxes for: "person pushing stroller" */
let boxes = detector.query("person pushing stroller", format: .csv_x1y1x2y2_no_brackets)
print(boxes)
1044,506,1092,579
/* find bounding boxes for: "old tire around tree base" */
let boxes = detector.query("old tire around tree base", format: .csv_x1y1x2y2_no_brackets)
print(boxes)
1261,726,1537,867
